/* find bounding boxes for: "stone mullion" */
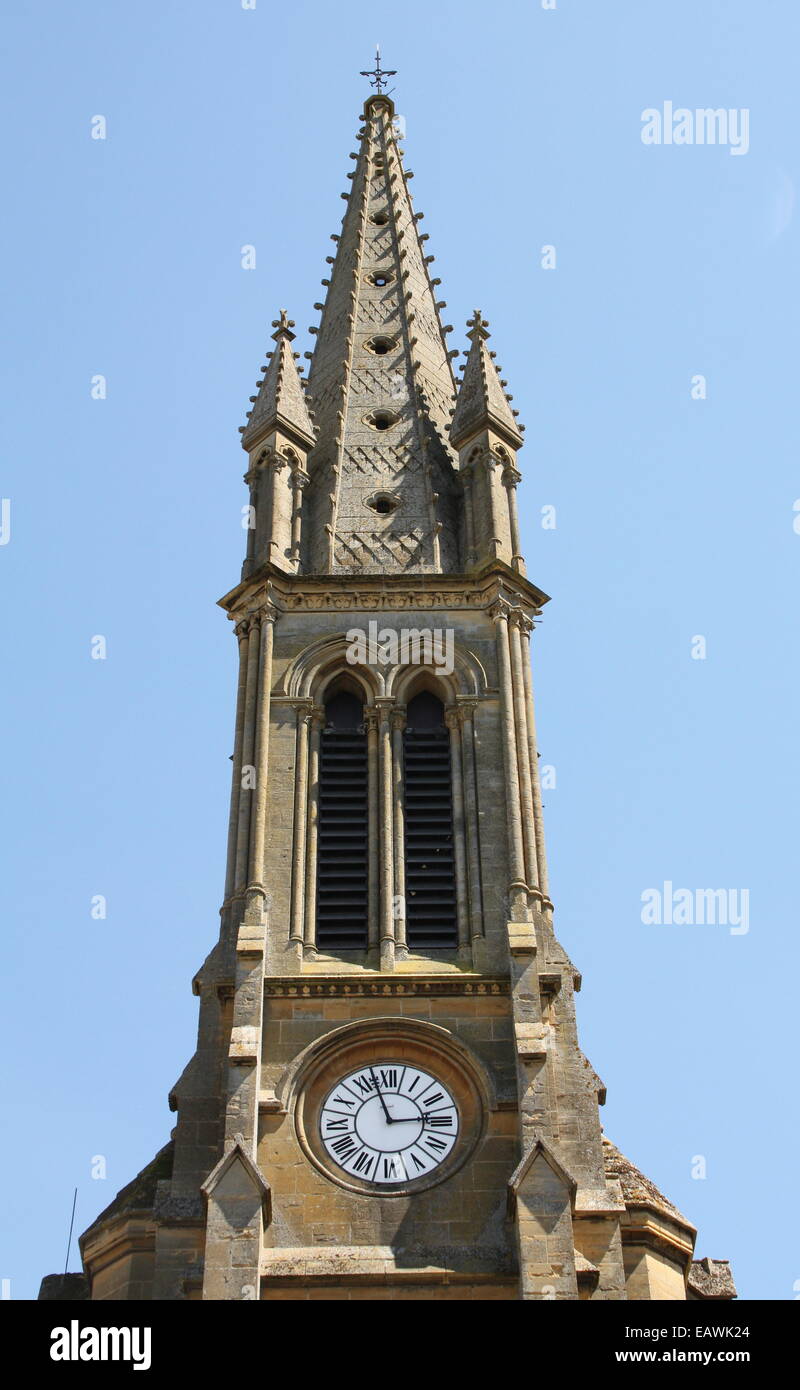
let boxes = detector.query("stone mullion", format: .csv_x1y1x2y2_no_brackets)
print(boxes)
303,707,324,948
459,701,484,938
391,710,407,953
289,701,312,944
520,621,551,908
445,707,470,951
234,617,262,894
246,606,277,911
365,709,380,952
377,698,396,971
223,620,251,903
491,603,529,920
509,612,540,899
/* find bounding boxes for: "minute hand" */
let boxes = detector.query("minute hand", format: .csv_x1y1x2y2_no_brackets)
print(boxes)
369,1067,393,1124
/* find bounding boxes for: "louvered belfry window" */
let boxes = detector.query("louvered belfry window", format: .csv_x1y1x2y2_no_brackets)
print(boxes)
316,690,369,950
403,692,458,949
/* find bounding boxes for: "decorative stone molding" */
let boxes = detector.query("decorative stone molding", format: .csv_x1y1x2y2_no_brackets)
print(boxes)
201,1134,272,1227
262,975,510,999
507,1137,578,1218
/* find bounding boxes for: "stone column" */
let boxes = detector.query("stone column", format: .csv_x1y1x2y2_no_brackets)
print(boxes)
391,709,407,954
224,619,251,904
481,451,502,561
490,602,528,920
243,475,257,577
365,708,380,953
520,618,551,907
503,463,526,575
445,707,470,951
461,466,477,566
377,698,395,971
289,701,312,944
509,610,540,898
303,706,324,948
459,699,484,938
246,605,277,916
234,617,262,894
290,467,309,570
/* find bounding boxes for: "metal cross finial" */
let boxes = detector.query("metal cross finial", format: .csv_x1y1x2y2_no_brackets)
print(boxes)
360,45,396,95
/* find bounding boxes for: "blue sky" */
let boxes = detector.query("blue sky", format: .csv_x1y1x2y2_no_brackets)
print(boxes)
2,0,798,1300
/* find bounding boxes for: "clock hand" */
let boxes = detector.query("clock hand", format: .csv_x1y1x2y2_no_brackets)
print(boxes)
369,1066,393,1125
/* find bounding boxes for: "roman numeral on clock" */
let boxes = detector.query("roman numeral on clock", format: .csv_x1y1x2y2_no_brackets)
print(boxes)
424,1113,453,1128
324,1117,350,1132
330,1135,358,1159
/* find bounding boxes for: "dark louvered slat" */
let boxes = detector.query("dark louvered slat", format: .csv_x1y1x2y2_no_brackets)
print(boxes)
315,726,369,950
403,726,458,949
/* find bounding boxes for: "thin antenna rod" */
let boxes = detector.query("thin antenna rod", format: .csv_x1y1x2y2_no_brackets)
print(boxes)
64,1187,78,1276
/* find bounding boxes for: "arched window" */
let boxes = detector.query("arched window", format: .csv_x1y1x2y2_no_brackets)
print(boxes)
403,692,458,949
315,687,369,950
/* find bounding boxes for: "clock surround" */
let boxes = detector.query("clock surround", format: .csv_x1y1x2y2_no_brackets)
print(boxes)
293,1022,486,1197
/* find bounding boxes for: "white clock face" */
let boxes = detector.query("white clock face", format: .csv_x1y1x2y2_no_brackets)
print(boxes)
320,1061,459,1187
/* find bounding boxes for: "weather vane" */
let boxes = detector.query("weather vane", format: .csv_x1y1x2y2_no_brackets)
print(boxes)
360,45,396,95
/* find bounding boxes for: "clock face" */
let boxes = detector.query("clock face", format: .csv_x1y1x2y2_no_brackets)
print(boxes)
320,1061,459,1187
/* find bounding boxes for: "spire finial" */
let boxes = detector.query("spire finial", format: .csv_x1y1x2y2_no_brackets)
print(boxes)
466,309,491,342
271,309,296,341
360,45,396,95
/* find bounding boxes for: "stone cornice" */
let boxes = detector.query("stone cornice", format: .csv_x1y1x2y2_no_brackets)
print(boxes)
218,560,550,622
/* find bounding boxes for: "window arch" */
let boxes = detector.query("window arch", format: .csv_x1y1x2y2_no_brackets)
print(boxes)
315,683,369,950
403,692,458,950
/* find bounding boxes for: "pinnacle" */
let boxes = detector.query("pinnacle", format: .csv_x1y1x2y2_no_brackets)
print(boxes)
449,312,524,452
240,308,316,451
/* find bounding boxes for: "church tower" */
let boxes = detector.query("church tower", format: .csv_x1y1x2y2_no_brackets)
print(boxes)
73,75,734,1303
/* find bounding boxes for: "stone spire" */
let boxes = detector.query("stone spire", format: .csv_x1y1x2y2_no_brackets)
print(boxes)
450,310,524,451
303,92,460,575
241,310,316,453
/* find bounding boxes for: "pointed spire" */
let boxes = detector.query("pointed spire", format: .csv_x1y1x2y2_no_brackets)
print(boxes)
303,92,460,574
240,310,316,452
449,310,524,451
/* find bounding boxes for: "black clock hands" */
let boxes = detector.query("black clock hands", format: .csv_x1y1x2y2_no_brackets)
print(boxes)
369,1067,423,1126
369,1066,393,1125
